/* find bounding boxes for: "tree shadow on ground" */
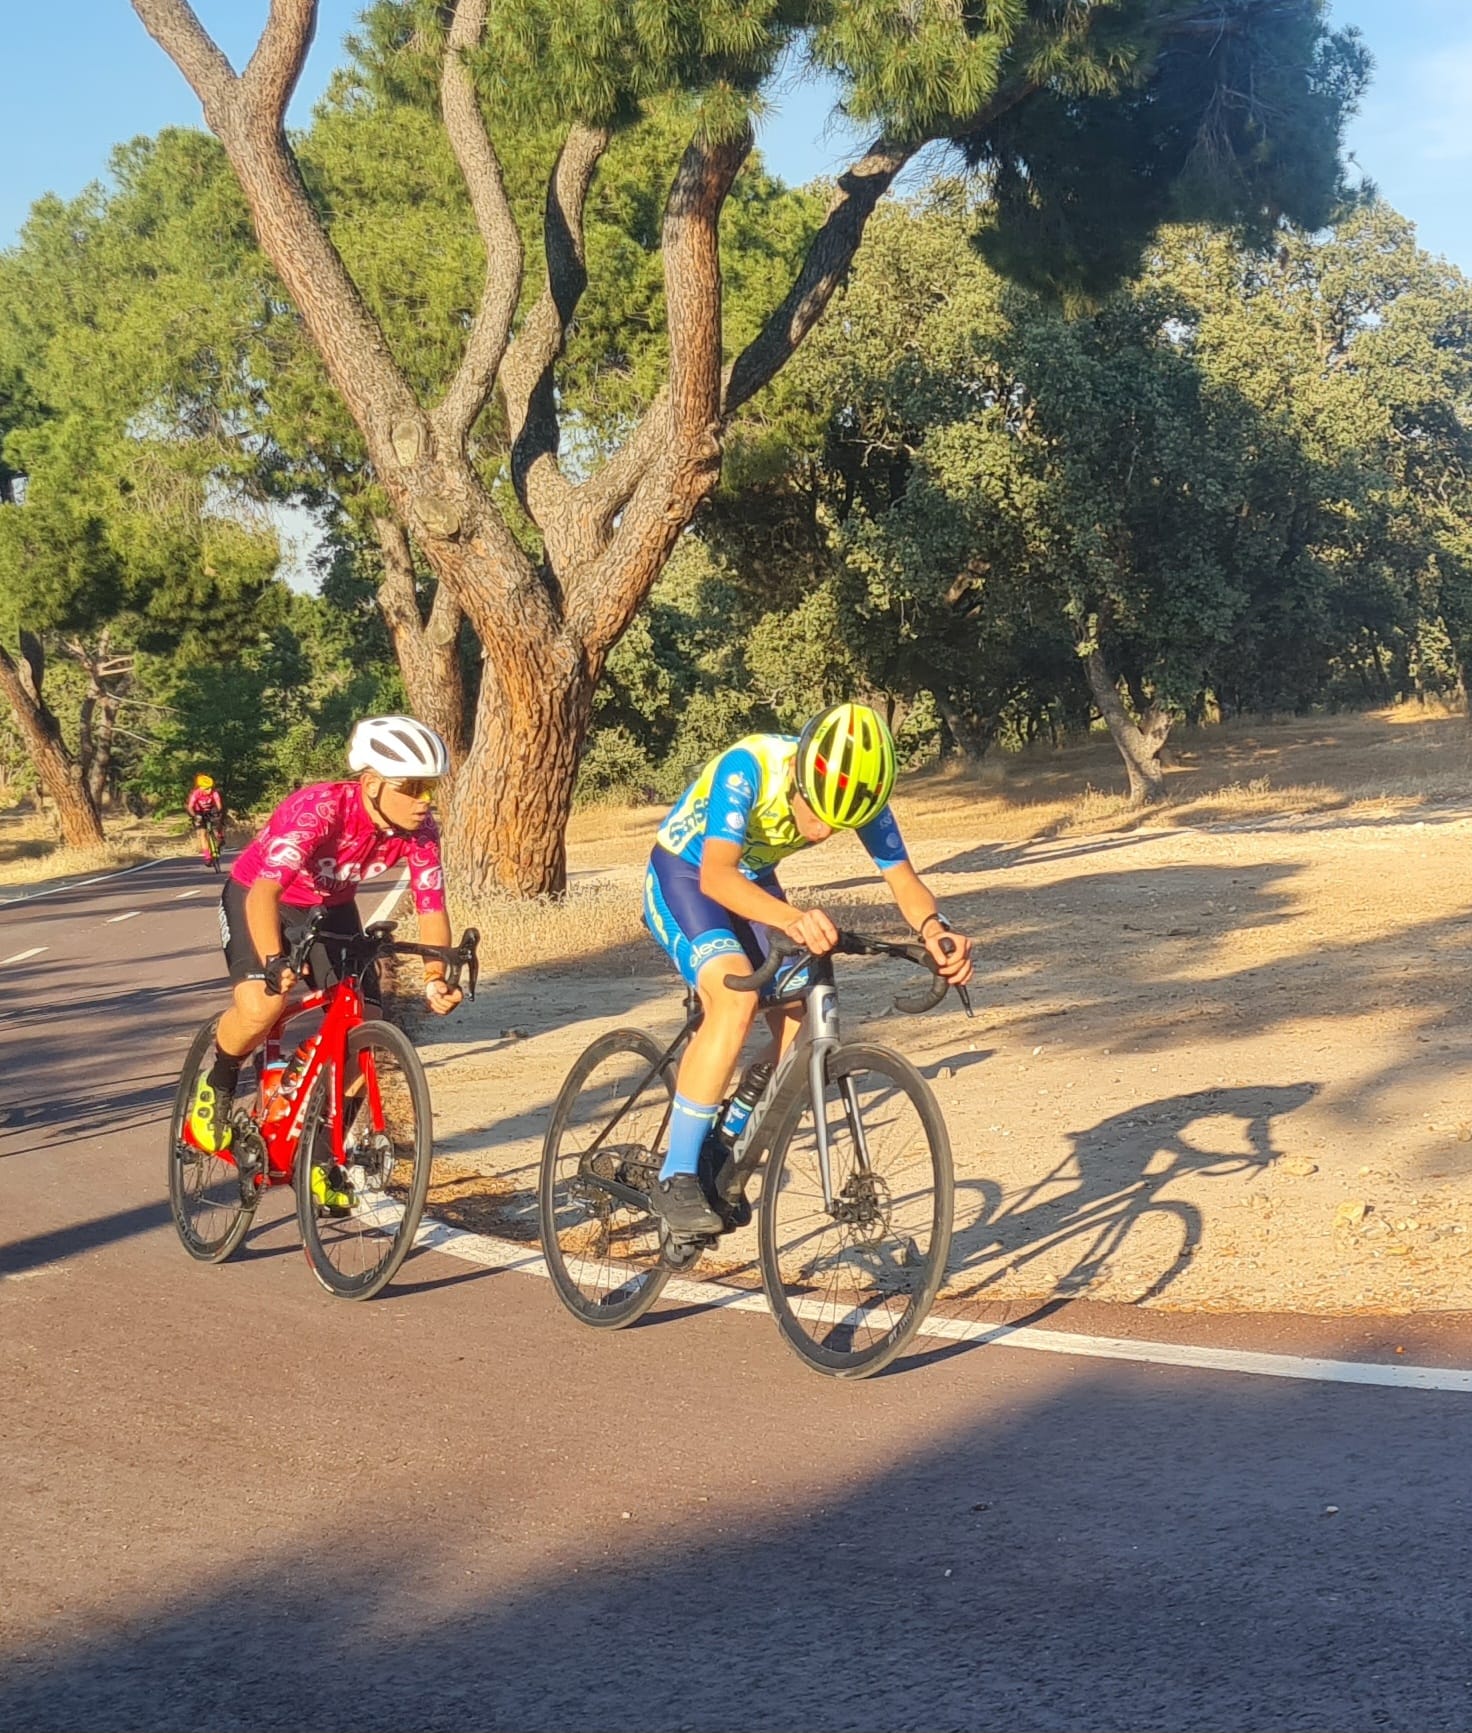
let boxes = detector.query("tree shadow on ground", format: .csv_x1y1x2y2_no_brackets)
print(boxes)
1,1343,1469,1732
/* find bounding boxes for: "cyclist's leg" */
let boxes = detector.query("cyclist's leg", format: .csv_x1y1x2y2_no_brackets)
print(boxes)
643,852,767,1229
190,886,305,1151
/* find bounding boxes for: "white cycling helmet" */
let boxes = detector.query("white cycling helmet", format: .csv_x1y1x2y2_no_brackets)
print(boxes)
347,715,451,779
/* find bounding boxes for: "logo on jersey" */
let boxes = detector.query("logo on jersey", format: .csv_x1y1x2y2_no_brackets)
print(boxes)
418,866,444,893
264,837,306,870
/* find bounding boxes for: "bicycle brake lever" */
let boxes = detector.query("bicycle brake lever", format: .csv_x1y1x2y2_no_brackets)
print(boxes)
956,984,975,1019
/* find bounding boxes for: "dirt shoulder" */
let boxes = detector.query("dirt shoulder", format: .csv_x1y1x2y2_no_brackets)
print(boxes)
401,772,1472,1317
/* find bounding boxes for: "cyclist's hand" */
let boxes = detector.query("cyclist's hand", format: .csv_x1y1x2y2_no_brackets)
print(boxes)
785,907,839,956
424,978,463,1015
926,928,973,986
262,957,298,996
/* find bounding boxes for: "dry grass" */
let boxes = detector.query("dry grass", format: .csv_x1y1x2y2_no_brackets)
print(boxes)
477,705,1472,964
449,875,651,973
0,808,193,888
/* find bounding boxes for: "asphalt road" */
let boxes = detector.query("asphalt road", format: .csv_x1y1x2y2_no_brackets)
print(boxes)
3,857,1472,1732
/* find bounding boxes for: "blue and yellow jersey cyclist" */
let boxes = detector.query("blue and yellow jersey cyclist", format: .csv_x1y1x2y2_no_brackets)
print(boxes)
643,701,974,1233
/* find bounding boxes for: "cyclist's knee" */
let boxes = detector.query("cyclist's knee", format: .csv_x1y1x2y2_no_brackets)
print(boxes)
230,979,278,1039
696,964,760,1030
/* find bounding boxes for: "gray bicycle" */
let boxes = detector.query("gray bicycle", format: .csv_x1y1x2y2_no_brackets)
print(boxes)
537,931,970,1378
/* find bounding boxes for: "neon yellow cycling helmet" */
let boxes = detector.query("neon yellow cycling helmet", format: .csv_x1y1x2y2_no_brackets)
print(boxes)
194,773,215,790
794,702,897,829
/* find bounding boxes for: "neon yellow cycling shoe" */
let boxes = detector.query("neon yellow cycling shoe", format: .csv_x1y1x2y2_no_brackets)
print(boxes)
310,1161,355,1216
187,1077,233,1154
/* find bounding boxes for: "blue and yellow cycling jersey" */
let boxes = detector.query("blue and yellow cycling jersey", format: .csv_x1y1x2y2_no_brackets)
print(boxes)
656,734,910,877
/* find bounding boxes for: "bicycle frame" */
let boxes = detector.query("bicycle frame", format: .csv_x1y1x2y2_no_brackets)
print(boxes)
245,977,377,1184
578,954,864,1217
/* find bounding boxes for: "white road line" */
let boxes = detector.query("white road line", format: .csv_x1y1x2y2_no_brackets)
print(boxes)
376,1209,1472,1395
173,888,208,899
106,910,141,924
367,875,410,927
0,946,47,965
0,855,180,908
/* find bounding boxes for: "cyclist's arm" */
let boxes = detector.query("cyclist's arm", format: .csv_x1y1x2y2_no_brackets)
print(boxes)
244,877,288,966
879,860,974,985
699,839,837,954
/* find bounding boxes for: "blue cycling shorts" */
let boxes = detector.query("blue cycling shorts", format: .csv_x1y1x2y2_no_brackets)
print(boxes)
643,846,787,991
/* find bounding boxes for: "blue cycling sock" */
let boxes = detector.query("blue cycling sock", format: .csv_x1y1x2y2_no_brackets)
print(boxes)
660,1093,721,1181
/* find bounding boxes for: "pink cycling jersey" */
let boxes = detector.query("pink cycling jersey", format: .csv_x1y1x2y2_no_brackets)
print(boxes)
186,788,222,817
231,780,446,914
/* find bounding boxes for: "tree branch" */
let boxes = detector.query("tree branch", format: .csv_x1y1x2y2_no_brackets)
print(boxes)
241,0,317,123
131,0,420,458
501,122,612,530
724,137,917,417
432,0,524,453
129,0,238,116
568,126,750,650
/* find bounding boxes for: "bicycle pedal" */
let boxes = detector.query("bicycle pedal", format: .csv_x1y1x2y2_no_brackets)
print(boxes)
659,1228,714,1271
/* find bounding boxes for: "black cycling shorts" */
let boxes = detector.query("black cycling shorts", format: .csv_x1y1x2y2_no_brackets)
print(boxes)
217,879,380,1003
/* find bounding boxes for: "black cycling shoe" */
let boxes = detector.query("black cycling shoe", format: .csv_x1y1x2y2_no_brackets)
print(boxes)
655,1172,722,1235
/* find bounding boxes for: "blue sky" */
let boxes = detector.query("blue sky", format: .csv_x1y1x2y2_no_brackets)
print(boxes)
3,2,1471,271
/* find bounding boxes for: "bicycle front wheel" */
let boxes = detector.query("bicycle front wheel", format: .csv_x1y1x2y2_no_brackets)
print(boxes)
296,1020,433,1300
759,1042,953,1378
538,1029,672,1328
167,1016,256,1263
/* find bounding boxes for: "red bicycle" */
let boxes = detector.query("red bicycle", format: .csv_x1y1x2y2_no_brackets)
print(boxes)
167,914,480,1299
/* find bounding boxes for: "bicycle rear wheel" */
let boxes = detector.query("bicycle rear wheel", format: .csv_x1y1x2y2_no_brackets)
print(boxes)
167,1016,257,1263
295,1021,433,1300
538,1029,672,1327
759,1042,953,1378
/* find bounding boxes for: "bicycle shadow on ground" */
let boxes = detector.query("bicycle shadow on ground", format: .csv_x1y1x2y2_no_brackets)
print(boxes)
943,1081,1320,1309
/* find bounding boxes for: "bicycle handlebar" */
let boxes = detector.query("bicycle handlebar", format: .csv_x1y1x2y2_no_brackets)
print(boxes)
263,913,481,1000
726,929,973,1018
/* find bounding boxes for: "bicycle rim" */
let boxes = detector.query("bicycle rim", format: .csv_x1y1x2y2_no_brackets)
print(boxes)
759,1042,953,1378
538,1028,673,1328
296,1021,433,1300
167,1016,256,1263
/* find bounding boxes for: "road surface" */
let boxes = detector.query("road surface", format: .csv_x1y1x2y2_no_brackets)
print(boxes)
3,857,1471,1731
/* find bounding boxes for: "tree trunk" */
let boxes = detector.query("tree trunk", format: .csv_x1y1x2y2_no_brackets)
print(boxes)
82,691,120,811
1084,646,1171,807
0,641,105,847
933,692,994,762
446,628,594,900
372,516,468,765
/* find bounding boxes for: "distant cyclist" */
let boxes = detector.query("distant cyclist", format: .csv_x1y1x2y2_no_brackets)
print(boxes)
185,774,225,863
186,717,464,1191
644,701,973,1233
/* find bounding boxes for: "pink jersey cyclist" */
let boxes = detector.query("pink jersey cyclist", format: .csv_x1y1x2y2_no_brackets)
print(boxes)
187,716,462,1159
186,786,223,820
231,780,446,915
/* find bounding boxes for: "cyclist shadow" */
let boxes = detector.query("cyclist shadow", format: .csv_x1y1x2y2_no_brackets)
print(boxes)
943,1080,1320,1310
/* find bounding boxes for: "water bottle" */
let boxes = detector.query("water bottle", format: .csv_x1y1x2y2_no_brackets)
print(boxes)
258,1057,290,1123
265,1034,320,1124
720,1058,773,1146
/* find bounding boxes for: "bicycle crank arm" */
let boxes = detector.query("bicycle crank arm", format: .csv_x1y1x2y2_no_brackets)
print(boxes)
580,1173,653,1214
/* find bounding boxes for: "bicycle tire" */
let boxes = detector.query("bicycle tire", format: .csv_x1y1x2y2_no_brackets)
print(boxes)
538,1028,673,1328
295,1020,434,1300
759,1041,953,1379
167,1015,256,1263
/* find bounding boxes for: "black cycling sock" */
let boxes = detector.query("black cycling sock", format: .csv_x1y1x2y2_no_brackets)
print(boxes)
206,1047,243,1096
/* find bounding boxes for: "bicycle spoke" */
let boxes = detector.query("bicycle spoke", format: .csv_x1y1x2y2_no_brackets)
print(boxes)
538,1029,673,1327
297,1023,433,1299
761,1045,952,1377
